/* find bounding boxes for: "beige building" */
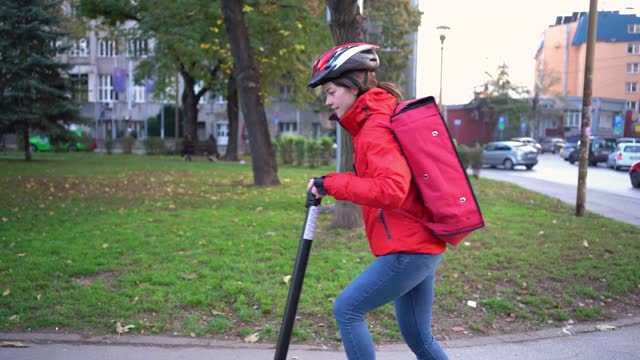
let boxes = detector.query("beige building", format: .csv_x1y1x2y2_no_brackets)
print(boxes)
534,11,640,138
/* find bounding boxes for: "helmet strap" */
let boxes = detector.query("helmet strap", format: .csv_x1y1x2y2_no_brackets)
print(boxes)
344,74,365,96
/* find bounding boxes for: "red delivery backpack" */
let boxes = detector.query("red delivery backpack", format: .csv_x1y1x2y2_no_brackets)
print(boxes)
389,96,485,246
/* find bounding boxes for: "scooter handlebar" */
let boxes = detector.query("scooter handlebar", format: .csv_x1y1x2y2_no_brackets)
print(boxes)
305,190,322,208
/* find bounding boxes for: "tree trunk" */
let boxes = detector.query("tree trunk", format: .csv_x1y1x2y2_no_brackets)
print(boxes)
326,0,365,45
221,0,279,187
223,71,239,161
326,0,364,229
180,69,198,141
23,128,31,161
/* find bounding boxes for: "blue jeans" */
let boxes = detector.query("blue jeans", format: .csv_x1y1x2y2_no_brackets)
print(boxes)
334,252,448,360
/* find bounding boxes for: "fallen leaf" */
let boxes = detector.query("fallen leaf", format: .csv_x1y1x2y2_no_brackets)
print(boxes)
101,243,109,249
115,322,136,335
190,332,196,337
244,332,260,343
466,300,477,308
595,325,617,331
451,326,465,332
17,253,26,257
0,341,28,348
2,289,10,297
582,240,589,248
183,273,199,280
538,231,545,236
283,275,291,285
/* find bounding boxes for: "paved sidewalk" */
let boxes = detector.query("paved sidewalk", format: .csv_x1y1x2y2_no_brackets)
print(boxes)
2,315,639,360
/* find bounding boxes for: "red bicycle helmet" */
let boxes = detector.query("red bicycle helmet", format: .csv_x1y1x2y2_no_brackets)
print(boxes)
308,43,380,88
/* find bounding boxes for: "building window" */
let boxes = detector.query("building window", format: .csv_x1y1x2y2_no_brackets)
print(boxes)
133,85,145,103
626,101,636,110
279,85,292,101
69,38,89,57
98,39,118,57
628,63,640,74
628,43,640,55
626,82,638,93
565,111,581,128
126,40,148,58
215,123,229,146
98,74,114,102
598,112,613,129
629,23,640,34
70,74,88,102
50,40,63,54
278,122,298,134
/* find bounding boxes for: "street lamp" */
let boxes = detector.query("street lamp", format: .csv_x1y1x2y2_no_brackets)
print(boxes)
437,25,450,112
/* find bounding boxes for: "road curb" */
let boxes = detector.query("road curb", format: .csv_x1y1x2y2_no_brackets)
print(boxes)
2,315,639,352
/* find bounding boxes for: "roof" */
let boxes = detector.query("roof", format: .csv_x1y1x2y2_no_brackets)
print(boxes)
573,11,640,45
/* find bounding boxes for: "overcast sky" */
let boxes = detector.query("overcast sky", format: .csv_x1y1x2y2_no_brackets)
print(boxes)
414,0,638,105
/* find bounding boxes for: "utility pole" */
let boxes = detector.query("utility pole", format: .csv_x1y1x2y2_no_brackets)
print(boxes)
576,0,598,217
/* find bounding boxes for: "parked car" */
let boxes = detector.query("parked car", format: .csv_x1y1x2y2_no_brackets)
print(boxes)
607,143,640,170
29,129,86,152
616,137,640,145
483,141,539,170
559,142,577,161
510,137,542,152
540,137,566,154
567,136,616,166
630,161,640,188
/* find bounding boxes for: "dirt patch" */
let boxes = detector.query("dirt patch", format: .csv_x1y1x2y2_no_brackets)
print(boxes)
73,272,118,287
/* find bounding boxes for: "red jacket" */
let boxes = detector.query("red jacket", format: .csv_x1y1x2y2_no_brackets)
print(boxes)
323,88,447,257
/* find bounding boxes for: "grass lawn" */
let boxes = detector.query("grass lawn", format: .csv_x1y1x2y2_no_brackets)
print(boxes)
1,152,639,345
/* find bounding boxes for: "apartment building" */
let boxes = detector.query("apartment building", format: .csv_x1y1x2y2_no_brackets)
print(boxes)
534,10,640,138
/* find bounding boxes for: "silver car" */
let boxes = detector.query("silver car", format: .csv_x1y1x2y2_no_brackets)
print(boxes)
607,143,640,170
483,141,539,170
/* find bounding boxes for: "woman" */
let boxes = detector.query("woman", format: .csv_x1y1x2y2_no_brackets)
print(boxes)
307,43,449,360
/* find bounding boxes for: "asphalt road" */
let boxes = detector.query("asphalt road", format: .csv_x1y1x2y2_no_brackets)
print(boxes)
2,316,640,360
478,153,640,227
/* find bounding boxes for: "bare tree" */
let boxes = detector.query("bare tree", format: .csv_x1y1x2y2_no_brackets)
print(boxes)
325,0,365,229
221,0,279,186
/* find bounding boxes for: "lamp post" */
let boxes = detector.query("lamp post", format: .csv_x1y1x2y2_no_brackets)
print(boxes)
437,25,450,112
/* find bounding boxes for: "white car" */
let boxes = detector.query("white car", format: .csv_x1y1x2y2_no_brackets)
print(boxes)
607,143,640,170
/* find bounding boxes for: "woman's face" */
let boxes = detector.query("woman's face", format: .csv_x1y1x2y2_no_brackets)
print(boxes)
322,82,358,119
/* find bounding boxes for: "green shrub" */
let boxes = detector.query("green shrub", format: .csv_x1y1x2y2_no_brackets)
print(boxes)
457,144,470,170
121,136,136,154
469,143,484,178
104,138,114,155
293,135,306,167
319,136,334,165
275,135,295,165
143,137,167,155
79,134,94,152
306,139,322,168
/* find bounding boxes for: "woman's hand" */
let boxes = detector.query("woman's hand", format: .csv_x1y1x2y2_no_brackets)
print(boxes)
307,177,326,199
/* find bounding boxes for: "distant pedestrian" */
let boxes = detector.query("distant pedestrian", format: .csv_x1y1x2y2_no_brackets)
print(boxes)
206,134,219,162
181,134,195,162
306,43,449,360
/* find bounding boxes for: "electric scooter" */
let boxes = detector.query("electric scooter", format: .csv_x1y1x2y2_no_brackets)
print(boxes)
273,190,322,360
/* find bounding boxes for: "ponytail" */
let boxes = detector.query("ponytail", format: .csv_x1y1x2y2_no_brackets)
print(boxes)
377,82,403,103
332,71,403,103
